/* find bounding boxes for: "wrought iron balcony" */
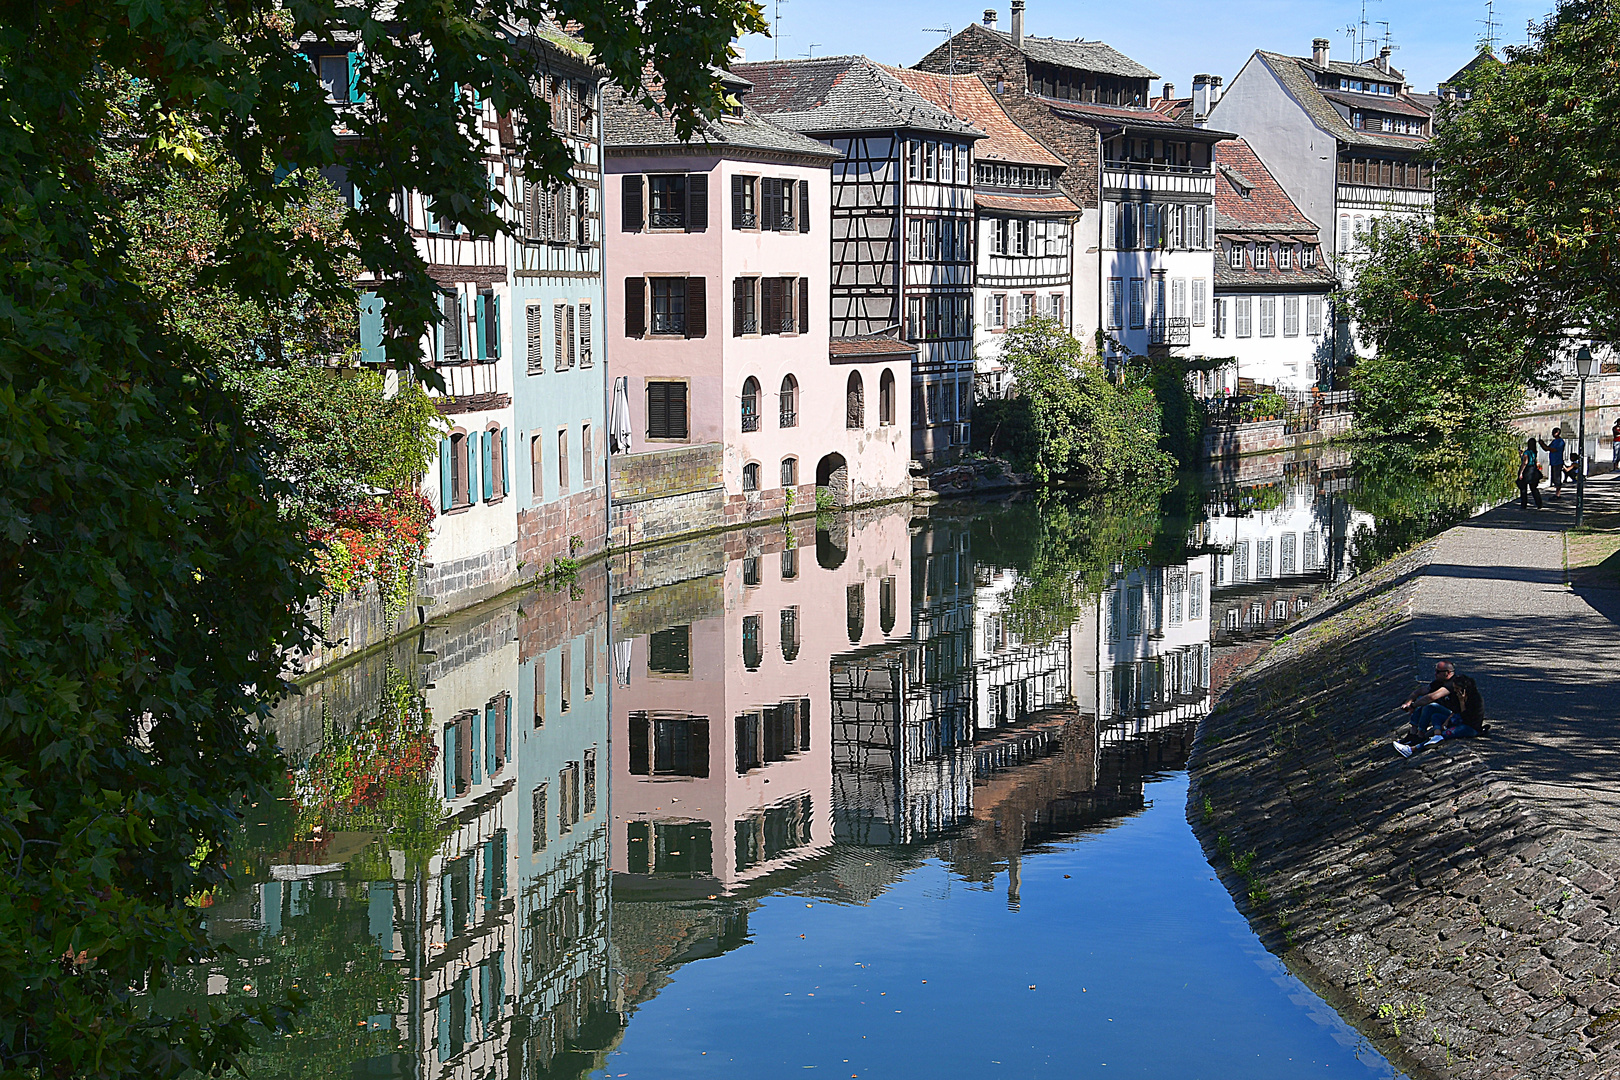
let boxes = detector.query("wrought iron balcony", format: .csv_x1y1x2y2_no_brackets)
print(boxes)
1150,317,1191,347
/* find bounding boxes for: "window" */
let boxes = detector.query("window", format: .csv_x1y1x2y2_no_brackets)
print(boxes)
1278,245,1292,269
780,607,800,661
1171,278,1187,321
742,614,762,669
1307,296,1324,336
1191,279,1206,326
1108,279,1124,328
731,175,757,229
733,277,758,335
648,174,687,228
553,303,574,370
530,434,542,498
1129,279,1145,329
439,289,463,362
1254,245,1268,269
487,425,505,500
780,374,798,427
742,462,760,492
760,177,796,231
781,456,798,486
646,380,688,440
628,712,709,777
448,432,470,507
758,277,797,336
741,376,760,432
1234,296,1252,338
648,625,691,675
1259,296,1276,337
1338,215,1351,254
649,278,685,335
584,748,597,814
846,582,865,642
557,428,570,492
879,369,895,426
559,643,571,713
1283,296,1300,337
582,424,593,483
989,293,1006,329
1227,245,1244,269
1213,297,1227,338
525,303,545,374
1019,293,1035,325
533,656,546,727
578,302,592,367
531,784,547,851
1303,246,1316,267
846,371,864,429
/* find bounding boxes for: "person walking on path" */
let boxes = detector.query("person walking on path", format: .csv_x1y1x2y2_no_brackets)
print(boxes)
1394,659,1486,757
1519,436,1544,509
1540,429,1568,495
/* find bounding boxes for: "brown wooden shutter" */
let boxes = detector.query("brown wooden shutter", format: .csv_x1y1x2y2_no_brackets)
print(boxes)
690,718,709,777
798,277,809,334
732,176,746,229
761,278,777,335
686,174,708,232
621,174,643,232
733,277,747,337
798,178,810,233
624,277,645,337
684,276,706,338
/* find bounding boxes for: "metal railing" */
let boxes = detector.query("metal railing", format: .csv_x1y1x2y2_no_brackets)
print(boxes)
1149,317,1191,346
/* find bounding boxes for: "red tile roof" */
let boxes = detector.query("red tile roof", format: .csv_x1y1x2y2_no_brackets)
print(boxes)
830,335,918,359
886,68,1067,168
1214,138,1318,234
975,191,1080,215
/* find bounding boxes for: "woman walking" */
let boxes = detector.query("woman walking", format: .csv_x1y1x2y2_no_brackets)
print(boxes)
1519,436,1544,509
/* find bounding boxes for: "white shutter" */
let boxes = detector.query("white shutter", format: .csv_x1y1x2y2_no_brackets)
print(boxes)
578,302,593,367
1191,279,1206,326
553,303,566,370
526,304,545,373
565,305,576,368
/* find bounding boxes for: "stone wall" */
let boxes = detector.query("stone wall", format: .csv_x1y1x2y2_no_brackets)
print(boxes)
271,634,422,764
289,580,415,676
419,541,519,614
1191,540,1620,1080
610,443,728,549
518,487,609,578
517,561,609,665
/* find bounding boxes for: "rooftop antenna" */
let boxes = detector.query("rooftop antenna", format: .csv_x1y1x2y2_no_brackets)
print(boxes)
1479,0,1500,51
772,0,788,60
805,42,822,57
922,26,955,111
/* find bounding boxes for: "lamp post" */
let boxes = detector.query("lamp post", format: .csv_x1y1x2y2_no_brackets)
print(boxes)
1575,344,1596,526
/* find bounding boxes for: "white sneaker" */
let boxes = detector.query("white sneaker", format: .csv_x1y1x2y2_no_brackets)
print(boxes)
1425,734,1445,747
1394,742,1413,758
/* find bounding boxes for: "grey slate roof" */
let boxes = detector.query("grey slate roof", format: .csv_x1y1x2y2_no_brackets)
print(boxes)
1257,51,1431,153
603,83,841,159
732,57,984,138
978,26,1158,80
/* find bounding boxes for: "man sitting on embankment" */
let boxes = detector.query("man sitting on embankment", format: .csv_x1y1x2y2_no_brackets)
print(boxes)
1394,659,1487,758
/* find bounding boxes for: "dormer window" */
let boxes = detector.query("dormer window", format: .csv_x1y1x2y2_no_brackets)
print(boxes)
1254,245,1268,269
1278,245,1292,269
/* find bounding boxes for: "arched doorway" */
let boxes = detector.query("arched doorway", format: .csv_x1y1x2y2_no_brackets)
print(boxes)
815,452,848,507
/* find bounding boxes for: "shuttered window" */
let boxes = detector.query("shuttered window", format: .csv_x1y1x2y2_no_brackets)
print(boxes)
798,179,810,233
1191,279,1207,326
686,174,708,232
441,290,462,362
624,277,645,337
733,277,757,336
798,277,809,334
526,304,545,373
622,174,643,231
684,277,706,337
646,381,689,440
565,305,576,367
732,175,757,229
554,303,568,370
578,303,592,367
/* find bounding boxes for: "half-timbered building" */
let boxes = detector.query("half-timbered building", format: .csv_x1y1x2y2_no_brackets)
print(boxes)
916,4,1230,367
604,71,909,542
889,68,1078,398
1209,38,1434,361
734,56,985,460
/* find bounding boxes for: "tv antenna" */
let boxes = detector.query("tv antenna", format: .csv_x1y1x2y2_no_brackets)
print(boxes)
923,26,956,111
772,0,788,60
1479,0,1501,51
804,43,822,57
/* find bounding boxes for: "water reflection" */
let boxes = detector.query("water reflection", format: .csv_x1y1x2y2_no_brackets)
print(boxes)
197,447,1442,1078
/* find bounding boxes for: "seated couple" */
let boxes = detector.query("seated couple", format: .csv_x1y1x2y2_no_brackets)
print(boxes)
1394,660,1487,758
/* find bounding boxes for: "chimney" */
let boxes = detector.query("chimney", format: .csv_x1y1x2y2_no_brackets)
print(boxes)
1192,74,1212,119
1162,81,1175,102
1010,0,1024,48
1312,37,1330,67
1210,75,1223,105
983,8,997,28
1376,46,1391,73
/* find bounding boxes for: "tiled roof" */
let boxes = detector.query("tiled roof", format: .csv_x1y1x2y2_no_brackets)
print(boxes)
732,57,983,138
1213,263,1337,290
1214,138,1319,233
1442,49,1499,87
1409,91,1441,113
886,69,1064,167
1256,51,1432,152
830,335,918,358
1306,56,1407,83
1320,89,1431,119
967,24,1158,80
603,82,841,158
1047,99,1234,137
975,191,1080,215
1150,95,1195,123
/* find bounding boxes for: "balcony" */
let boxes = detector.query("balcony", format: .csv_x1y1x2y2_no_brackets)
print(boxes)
1149,317,1191,347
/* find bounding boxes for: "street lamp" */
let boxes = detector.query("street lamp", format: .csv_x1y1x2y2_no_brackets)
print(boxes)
1575,344,1597,526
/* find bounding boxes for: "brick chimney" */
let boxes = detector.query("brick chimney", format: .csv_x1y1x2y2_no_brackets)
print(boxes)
983,8,997,28
1375,46,1392,73
1010,0,1025,48
1312,37,1330,67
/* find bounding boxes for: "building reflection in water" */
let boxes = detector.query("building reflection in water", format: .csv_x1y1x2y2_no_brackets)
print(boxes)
197,457,1370,1078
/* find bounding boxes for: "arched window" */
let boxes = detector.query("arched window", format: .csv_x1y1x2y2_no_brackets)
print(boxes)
780,607,800,662
780,456,798,488
487,424,505,499
846,371,864,429
879,369,895,426
450,432,469,505
741,376,760,432
779,374,798,428
742,462,760,492
846,582,865,643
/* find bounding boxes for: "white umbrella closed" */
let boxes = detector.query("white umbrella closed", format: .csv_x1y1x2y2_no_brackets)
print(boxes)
613,639,632,687
609,375,633,454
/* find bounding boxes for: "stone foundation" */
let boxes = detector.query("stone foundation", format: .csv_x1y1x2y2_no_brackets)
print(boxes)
518,487,608,576
419,541,519,615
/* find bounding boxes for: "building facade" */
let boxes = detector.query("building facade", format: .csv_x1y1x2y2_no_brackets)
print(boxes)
1211,138,1338,393
735,56,984,460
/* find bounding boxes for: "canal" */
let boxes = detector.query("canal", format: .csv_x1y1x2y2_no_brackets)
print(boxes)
186,443,1511,1079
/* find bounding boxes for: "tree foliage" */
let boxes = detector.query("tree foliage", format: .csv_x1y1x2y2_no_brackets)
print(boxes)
1,1,759,1074
1350,3,1620,436
999,317,1175,486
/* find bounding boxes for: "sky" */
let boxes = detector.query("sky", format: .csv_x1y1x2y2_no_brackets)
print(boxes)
736,0,1557,98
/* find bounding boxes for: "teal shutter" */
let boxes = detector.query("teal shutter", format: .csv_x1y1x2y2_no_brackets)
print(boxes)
442,725,456,797
489,294,501,358
467,436,480,505
470,710,482,786
481,431,494,500
500,427,510,496
439,438,452,511
359,292,385,364
475,294,488,361
424,198,436,234
347,51,365,103
485,704,497,775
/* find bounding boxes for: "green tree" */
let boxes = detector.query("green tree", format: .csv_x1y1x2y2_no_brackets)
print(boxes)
999,317,1174,486
1350,3,1620,437
1,2,762,1075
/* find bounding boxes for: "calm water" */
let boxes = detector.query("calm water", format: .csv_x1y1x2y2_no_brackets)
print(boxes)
180,445,1511,1079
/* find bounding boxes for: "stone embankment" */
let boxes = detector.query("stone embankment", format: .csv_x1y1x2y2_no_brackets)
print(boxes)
1190,486,1620,1080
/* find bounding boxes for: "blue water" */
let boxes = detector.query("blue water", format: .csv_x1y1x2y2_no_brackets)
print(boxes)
601,774,1399,1080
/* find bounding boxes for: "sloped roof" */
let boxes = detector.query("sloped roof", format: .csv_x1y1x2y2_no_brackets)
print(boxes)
732,57,983,138
1048,99,1235,138
1213,262,1337,290
1256,51,1431,152
1214,138,1317,233
965,24,1158,80
830,335,917,358
975,191,1081,214
1320,88,1431,119
603,82,841,158
886,68,1064,167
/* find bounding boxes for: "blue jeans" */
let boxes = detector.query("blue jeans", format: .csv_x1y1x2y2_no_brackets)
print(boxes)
1410,702,1453,738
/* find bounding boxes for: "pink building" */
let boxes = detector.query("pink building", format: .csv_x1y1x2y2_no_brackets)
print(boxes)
605,74,913,548
611,510,915,893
